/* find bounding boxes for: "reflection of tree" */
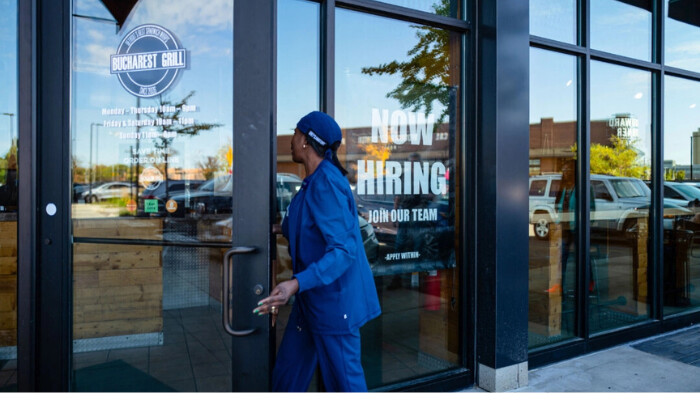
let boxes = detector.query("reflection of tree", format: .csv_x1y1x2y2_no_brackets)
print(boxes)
0,140,18,210
198,156,221,180
361,0,453,123
0,139,17,183
665,168,685,182
361,143,392,171
589,136,649,178
145,91,221,197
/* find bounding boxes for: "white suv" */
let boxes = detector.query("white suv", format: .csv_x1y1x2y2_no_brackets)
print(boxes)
529,174,692,239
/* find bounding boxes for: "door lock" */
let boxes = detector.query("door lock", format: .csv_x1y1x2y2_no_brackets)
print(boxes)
253,284,264,296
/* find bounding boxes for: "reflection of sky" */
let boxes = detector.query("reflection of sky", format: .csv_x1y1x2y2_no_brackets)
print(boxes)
529,0,576,44
72,0,233,170
531,0,700,72
530,48,576,123
665,0,700,73
590,0,651,61
665,76,699,164
591,60,651,164
335,8,449,128
0,0,17,156
277,0,320,134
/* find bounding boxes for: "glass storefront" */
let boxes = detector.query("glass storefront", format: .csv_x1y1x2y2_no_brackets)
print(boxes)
529,0,700,352
589,61,652,334
71,0,235,391
528,48,578,348
66,0,465,392
335,8,461,386
0,0,18,392
6,0,700,392
663,76,700,316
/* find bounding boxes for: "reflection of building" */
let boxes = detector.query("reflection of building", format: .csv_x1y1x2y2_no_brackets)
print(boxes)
692,129,700,178
529,118,616,174
277,123,452,181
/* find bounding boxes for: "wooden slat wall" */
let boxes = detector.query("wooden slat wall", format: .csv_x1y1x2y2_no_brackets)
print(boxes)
73,218,163,340
528,225,563,337
0,221,17,346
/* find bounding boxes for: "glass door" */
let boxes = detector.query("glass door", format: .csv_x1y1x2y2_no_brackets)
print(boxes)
70,0,272,392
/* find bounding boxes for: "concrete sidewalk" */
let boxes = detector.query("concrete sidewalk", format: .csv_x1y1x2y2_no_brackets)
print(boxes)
463,324,700,392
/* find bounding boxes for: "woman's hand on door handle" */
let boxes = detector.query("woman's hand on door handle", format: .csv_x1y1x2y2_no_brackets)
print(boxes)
253,278,299,326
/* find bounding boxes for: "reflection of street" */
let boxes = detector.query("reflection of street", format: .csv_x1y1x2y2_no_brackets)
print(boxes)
72,203,123,218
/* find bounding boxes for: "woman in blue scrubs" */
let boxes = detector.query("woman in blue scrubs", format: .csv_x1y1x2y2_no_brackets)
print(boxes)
254,111,381,392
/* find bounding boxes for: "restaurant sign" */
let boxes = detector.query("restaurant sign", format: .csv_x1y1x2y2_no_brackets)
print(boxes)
111,24,188,98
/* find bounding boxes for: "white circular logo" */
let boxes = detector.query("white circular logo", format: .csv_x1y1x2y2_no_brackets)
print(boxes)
110,24,188,98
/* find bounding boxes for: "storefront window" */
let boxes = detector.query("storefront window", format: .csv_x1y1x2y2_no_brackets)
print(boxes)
590,0,652,62
71,0,234,391
663,75,700,316
335,8,461,387
528,48,578,348
529,0,577,44
0,0,18,392
376,0,460,18
664,0,700,73
589,60,652,334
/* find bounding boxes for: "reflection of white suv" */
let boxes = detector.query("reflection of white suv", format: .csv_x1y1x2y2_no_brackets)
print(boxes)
528,174,689,240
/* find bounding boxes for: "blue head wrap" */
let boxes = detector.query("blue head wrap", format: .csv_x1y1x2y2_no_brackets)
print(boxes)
296,111,342,147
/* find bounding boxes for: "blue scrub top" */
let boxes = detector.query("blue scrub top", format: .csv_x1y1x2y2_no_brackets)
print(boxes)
282,160,381,335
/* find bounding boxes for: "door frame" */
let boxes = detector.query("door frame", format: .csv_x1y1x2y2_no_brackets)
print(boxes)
17,0,277,392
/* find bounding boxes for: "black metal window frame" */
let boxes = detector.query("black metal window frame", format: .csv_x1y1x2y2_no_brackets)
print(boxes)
309,0,475,391
528,0,700,368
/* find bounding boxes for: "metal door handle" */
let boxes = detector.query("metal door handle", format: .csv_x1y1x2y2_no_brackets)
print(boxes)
223,246,258,336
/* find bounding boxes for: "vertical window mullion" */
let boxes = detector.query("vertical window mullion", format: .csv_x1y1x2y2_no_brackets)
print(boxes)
576,0,591,340
321,0,335,115
653,0,665,320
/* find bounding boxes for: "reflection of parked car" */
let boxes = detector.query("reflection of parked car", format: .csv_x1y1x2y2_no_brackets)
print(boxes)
80,181,134,203
276,173,303,219
660,181,700,203
137,179,205,215
168,173,309,218
168,174,233,217
529,174,692,239
72,183,97,203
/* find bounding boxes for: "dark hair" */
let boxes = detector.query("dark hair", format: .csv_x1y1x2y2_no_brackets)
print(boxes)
305,136,348,176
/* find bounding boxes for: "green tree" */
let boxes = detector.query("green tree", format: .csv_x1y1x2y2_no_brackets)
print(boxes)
590,136,649,178
360,0,455,123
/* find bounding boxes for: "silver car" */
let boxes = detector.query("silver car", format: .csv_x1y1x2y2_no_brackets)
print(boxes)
80,181,133,203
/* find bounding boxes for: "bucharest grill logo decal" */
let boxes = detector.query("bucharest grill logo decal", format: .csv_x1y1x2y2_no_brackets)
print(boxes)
110,24,188,98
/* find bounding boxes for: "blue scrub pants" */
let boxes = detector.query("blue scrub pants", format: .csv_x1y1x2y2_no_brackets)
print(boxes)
272,307,368,392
